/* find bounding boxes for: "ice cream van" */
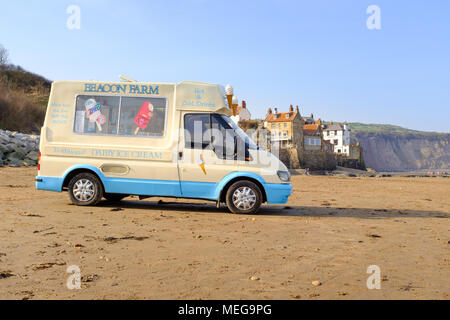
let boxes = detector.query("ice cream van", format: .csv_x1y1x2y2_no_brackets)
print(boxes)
35,79,292,214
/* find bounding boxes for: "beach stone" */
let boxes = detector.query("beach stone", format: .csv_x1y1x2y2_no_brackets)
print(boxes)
0,159,4,167
23,159,37,166
5,143,18,153
7,151,26,161
0,130,40,167
312,280,322,287
20,143,32,154
26,151,39,161
1,144,11,153
0,144,8,154
11,138,26,148
0,135,10,144
8,159,23,167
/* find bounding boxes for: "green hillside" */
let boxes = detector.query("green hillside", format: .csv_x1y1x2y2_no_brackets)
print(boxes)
348,123,421,134
0,64,51,133
348,123,449,136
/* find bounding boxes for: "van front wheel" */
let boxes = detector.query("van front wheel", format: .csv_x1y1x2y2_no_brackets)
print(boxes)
225,180,262,214
68,173,103,206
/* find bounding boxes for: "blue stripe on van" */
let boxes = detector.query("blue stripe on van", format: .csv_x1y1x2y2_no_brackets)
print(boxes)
36,168,292,204
104,177,183,197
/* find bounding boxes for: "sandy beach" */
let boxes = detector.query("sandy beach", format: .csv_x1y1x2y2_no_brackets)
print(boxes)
0,167,448,300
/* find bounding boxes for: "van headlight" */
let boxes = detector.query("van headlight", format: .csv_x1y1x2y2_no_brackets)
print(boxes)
277,170,290,182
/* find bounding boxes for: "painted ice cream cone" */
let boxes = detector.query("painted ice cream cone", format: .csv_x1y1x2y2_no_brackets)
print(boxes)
199,154,206,175
199,162,206,175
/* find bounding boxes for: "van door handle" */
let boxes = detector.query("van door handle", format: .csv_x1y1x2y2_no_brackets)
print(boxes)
178,152,183,160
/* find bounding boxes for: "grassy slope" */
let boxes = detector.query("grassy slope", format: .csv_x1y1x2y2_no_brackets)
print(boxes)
348,123,419,134
348,123,448,136
0,65,50,133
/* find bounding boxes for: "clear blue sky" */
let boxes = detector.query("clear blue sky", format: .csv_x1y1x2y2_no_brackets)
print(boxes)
1,0,449,132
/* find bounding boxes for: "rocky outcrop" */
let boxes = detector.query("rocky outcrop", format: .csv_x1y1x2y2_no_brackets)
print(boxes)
279,147,336,170
0,129,40,167
354,131,450,172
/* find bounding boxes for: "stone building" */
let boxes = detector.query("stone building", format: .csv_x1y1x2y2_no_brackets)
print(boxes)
303,122,322,151
321,122,365,170
263,105,303,149
230,100,251,124
261,106,335,170
322,122,351,155
335,143,366,170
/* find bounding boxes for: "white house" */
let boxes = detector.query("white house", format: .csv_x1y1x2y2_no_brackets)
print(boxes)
230,100,251,124
322,123,351,155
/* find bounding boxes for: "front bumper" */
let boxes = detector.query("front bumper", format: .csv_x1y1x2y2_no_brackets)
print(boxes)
264,183,292,204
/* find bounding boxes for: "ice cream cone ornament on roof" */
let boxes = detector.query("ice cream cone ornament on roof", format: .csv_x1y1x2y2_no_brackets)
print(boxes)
225,84,234,113
225,84,233,96
231,96,239,116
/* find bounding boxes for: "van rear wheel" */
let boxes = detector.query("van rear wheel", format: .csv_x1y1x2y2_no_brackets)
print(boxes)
225,180,262,214
68,173,103,206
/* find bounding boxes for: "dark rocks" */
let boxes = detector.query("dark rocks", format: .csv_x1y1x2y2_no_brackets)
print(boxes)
26,151,39,161
0,129,39,167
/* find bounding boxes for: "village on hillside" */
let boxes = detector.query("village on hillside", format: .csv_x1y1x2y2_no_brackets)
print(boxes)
232,100,366,171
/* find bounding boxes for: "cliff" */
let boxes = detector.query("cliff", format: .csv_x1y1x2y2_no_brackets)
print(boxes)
349,123,450,172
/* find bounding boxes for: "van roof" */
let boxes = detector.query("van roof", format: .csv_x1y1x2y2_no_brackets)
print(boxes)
52,80,220,86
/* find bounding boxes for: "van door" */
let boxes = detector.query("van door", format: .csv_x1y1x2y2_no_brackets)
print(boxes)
177,113,235,200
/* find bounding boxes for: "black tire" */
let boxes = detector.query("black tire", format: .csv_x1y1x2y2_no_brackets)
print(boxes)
225,180,262,214
104,193,128,202
68,172,103,206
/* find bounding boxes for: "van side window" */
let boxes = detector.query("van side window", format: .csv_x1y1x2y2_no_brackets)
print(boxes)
119,97,166,136
184,114,211,149
211,114,235,159
74,96,120,134
73,95,167,137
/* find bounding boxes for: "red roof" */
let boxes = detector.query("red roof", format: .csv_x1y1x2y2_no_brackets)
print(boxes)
303,124,320,134
265,111,298,122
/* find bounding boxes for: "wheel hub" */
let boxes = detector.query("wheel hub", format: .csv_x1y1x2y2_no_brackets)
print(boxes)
232,186,257,210
73,179,95,202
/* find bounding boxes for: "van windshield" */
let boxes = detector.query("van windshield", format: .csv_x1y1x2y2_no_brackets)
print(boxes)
219,114,259,150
